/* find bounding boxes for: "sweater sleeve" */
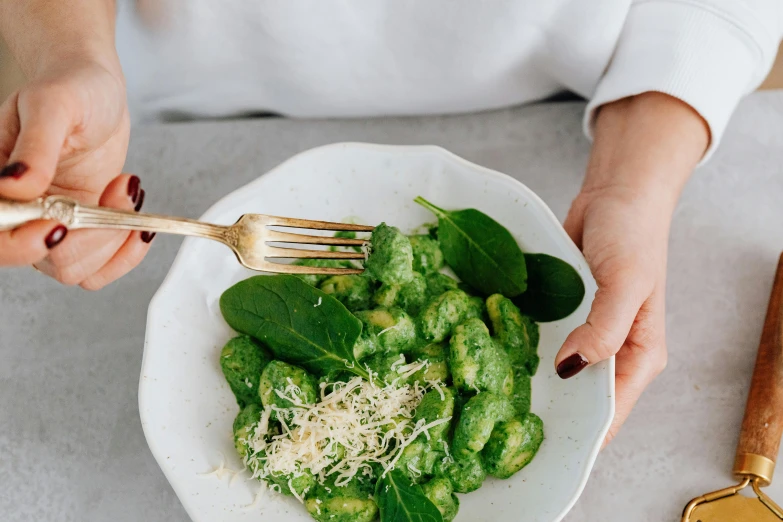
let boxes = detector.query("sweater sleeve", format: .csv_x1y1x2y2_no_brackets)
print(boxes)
584,0,783,161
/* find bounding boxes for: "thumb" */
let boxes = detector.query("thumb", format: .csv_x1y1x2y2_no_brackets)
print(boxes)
0,89,71,200
562,194,588,249
555,268,650,379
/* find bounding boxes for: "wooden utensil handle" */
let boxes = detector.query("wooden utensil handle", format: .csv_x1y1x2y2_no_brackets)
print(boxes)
734,253,783,486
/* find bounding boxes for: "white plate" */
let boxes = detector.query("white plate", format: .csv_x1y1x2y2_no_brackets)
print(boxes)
141,143,613,522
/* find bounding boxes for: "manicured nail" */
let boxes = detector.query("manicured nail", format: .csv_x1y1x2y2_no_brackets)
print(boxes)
556,353,589,379
134,189,145,212
141,231,156,243
45,225,68,249
127,175,141,204
0,162,29,179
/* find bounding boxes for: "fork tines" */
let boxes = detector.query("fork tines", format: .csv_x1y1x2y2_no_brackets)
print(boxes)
264,230,368,248
265,247,366,260
263,216,373,269
267,215,375,232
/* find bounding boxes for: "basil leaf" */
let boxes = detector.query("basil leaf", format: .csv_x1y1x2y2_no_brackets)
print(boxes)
414,197,527,297
513,253,585,322
376,469,443,522
220,275,369,379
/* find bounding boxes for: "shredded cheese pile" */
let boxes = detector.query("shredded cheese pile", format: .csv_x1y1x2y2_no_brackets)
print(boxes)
239,362,450,495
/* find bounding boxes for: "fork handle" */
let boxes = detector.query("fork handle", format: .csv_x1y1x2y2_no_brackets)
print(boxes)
0,195,229,242
734,252,783,486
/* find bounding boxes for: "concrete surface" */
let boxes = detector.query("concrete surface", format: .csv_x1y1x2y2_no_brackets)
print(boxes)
2,93,783,521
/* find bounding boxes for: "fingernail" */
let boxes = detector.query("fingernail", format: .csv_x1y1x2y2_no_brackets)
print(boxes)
127,175,141,204
141,231,156,243
45,225,68,249
134,189,145,212
0,162,29,179
556,353,589,379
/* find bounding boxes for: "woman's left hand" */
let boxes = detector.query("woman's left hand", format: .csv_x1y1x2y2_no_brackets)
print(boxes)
555,92,710,446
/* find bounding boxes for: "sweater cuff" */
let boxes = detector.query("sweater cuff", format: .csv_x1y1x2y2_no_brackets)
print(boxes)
584,1,770,162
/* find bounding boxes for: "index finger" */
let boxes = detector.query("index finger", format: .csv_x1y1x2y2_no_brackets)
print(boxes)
0,89,71,200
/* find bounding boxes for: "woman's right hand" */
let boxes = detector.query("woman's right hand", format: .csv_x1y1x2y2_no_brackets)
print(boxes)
0,59,153,289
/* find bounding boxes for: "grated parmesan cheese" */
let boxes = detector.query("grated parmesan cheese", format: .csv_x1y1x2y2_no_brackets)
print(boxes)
289,478,306,504
395,359,429,382
389,354,406,371
427,380,445,401
241,375,450,488
314,297,322,308
198,452,240,481
378,323,400,336
229,465,247,487
242,482,268,511
245,378,253,388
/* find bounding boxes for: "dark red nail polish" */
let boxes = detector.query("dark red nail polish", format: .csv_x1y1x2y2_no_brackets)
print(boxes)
557,353,589,379
0,162,29,179
45,225,68,249
127,175,141,204
141,231,156,243
134,189,145,212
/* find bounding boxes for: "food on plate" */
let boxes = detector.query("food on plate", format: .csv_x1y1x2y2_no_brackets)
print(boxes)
408,234,445,275
352,307,418,360
482,414,545,479
216,198,585,521
319,274,373,312
291,258,353,287
219,336,272,409
421,476,460,521
513,253,586,323
364,223,415,285
258,360,318,419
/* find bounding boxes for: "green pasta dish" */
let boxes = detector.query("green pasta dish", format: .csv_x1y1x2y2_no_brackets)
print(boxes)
217,197,586,522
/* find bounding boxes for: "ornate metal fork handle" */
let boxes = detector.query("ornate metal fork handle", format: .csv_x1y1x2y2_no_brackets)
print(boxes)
0,195,234,244
0,195,373,275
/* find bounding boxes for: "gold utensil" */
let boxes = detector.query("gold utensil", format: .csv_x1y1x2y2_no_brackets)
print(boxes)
682,253,783,522
0,195,373,275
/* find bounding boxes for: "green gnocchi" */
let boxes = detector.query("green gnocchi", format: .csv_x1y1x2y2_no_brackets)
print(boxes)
216,205,578,522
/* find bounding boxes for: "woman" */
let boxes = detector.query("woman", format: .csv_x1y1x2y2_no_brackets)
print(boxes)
0,0,780,444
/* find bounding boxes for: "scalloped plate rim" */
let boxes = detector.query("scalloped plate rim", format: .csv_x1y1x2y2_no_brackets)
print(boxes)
140,142,614,522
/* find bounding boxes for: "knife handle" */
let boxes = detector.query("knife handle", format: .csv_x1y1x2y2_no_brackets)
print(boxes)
734,253,783,486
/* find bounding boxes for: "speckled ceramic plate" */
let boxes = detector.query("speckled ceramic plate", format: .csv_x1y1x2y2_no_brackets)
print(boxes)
140,143,613,522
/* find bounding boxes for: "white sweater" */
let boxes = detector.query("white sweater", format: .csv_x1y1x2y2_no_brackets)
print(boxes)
116,0,783,158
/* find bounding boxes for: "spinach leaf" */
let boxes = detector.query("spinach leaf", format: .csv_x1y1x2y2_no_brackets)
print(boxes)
513,253,585,322
220,275,369,380
376,469,443,522
414,196,527,297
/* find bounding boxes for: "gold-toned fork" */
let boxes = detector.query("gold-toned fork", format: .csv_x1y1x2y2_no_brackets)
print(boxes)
0,195,372,275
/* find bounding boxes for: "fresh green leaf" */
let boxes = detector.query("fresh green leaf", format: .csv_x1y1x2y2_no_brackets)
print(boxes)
376,469,443,522
513,253,585,322
220,275,369,379
415,197,527,297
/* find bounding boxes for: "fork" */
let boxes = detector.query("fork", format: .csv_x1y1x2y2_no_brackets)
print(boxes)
0,195,372,275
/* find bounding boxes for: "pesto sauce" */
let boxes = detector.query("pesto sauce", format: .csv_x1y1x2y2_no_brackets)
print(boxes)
221,213,559,522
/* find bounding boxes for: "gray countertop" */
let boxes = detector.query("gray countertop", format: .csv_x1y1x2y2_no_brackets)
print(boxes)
3,92,783,522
